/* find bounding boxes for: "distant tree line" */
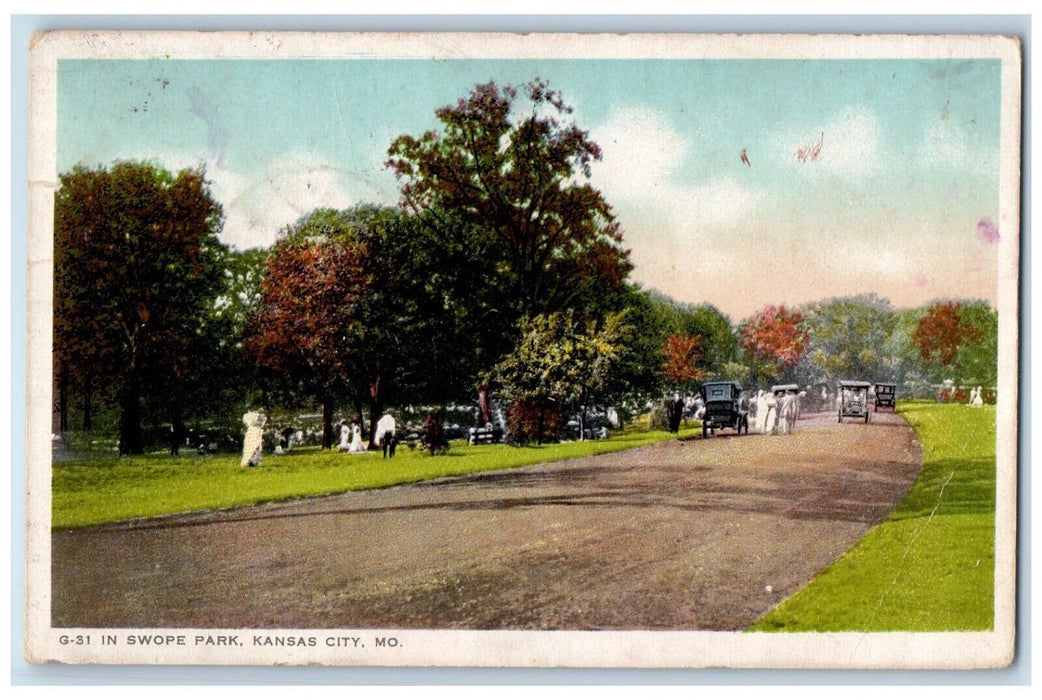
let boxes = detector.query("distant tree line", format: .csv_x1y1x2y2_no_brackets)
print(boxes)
52,79,999,455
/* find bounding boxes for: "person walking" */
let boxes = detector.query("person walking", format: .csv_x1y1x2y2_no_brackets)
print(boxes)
240,409,266,467
376,411,397,458
668,393,684,434
762,392,778,435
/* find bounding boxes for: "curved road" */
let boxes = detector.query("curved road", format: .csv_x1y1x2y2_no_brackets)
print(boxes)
52,410,922,630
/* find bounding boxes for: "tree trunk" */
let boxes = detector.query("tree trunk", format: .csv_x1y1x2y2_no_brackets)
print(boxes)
367,374,382,449
170,403,184,456
82,370,93,431
353,398,366,436
58,361,69,433
578,387,588,442
118,372,143,456
322,397,333,450
477,384,491,425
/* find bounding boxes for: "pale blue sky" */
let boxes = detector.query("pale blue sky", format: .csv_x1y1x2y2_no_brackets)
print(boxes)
57,58,1003,318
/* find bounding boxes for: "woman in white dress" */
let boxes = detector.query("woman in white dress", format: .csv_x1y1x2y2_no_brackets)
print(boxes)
754,390,768,432
337,421,350,452
762,391,778,435
348,422,367,453
970,386,985,407
241,410,266,467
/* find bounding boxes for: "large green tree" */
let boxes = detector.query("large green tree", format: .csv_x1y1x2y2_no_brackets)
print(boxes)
604,286,673,405
386,79,633,421
491,310,629,443
800,294,899,383
670,303,737,379
54,161,226,455
334,205,466,445
169,247,270,442
953,301,998,387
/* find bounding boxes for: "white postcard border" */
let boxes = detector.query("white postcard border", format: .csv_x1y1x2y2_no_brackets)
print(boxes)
24,30,1023,669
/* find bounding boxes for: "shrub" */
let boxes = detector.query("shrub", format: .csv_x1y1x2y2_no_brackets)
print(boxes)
420,412,448,455
648,403,671,431
506,395,568,445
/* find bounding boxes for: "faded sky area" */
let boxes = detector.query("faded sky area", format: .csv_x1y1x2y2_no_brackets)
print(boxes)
57,58,1003,320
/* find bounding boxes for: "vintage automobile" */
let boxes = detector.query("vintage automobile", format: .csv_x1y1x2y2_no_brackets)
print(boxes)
874,382,897,411
837,380,872,423
771,383,801,422
700,380,749,438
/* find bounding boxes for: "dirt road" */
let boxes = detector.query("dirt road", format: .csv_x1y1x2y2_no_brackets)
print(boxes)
52,410,922,630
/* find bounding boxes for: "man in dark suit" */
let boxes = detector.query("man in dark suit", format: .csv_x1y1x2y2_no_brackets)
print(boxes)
668,393,684,434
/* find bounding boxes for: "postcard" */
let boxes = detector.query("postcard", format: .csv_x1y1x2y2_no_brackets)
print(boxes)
25,31,1021,668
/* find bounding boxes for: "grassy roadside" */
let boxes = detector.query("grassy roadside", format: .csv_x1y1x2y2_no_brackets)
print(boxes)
748,401,996,632
53,425,699,529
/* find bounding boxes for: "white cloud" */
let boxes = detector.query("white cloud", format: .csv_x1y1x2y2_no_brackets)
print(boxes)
919,120,978,171
216,154,360,250
818,107,884,175
591,105,762,239
591,105,689,200
135,150,401,250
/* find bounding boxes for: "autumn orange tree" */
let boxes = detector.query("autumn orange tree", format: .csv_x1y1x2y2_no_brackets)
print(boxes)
739,305,810,384
662,333,705,391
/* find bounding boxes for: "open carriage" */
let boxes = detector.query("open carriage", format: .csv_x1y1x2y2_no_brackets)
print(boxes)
837,380,872,423
700,381,749,438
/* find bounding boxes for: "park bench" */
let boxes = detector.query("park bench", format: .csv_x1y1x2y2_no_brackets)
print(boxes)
469,426,503,445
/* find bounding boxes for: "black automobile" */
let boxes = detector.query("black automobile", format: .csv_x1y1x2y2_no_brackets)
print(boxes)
874,382,897,411
700,380,749,438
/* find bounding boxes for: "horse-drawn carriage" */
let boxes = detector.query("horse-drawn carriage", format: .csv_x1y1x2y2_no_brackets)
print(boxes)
874,382,897,411
837,380,872,423
700,380,749,438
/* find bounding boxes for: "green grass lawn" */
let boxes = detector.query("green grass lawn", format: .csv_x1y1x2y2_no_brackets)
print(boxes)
53,424,699,529
749,401,996,632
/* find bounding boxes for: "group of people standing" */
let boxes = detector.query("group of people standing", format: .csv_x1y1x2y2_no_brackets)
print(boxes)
241,409,399,467
664,389,799,437
338,413,398,458
752,389,797,435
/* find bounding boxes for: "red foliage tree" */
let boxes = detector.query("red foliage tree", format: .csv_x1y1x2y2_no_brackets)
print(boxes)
54,162,226,454
662,334,704,389
739,305,809,381
505,396,569,446
912,300,984,380
246,230,370,449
